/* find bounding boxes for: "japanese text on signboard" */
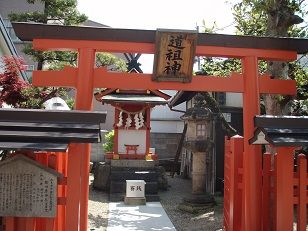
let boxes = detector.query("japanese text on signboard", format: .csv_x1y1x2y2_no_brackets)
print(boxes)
153,30,197,83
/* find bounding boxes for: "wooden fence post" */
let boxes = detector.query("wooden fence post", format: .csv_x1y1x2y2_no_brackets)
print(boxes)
229,135,243,231
224,135,244,231
224,137,231,231
274,147,294,231
262,153,271,231
297,154,307,231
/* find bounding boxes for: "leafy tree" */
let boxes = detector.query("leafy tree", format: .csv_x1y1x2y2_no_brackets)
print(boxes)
8,0,127,109
232,0,307,116
0,56,68,109
8,0,127,72
102,130,115,153
200,0,307,117
9,0,87,70
0,56,29,107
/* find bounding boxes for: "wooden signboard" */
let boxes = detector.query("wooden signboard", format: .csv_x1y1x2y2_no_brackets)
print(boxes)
153,29,197,83
0,155,62,217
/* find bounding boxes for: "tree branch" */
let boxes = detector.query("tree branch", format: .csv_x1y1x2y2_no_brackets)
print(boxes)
200,92,238,137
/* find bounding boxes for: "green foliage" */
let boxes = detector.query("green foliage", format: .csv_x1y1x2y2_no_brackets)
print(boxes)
200,58,242,76
8,0,126,109
103,130,114,153
65,97,75,110
200,0,308,115
96,53,127,72
8,0,87,70
233,2,267,36
9,0,87,25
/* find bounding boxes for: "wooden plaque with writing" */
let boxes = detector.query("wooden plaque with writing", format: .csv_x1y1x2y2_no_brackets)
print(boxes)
153,29,197,83
0,155,62,217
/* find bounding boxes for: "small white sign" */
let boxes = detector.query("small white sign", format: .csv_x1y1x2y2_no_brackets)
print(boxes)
126,180,146,198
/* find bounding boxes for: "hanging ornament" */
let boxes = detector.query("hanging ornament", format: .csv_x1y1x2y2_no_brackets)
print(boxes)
139,112,144,127
116,111,123,127
125,113,132,128
134,113,140,130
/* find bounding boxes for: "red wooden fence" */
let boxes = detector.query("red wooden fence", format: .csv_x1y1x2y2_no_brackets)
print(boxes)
224,136,243,231
224,136,308,231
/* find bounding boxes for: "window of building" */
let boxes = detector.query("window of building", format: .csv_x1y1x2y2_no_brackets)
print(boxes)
196,123,206,137
3,19,20,42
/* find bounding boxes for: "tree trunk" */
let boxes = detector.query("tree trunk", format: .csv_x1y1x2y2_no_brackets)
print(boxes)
264,0,303,152
264,0,303,116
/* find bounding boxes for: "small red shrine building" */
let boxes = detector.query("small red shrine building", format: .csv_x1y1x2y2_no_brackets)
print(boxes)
95,88,171,160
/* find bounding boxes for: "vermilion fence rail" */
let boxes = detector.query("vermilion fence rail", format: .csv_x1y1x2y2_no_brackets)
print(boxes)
224,136,308,231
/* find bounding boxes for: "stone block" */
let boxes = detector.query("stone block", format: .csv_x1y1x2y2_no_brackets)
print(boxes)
93,162,111,191
124,197,146,205
110,160,157,168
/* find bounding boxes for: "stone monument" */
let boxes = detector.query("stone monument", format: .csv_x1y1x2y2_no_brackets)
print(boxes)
180,94,216,211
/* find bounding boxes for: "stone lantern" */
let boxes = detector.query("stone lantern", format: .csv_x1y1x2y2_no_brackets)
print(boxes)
180,93,215,206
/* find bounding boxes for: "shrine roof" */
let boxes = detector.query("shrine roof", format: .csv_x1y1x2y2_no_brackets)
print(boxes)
12,22,308,53
169,91,197,107
98,94,168,105
0,108,106,151
249,115,308,146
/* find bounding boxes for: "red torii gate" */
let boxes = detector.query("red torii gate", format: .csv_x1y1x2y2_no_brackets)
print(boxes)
13,22,306,231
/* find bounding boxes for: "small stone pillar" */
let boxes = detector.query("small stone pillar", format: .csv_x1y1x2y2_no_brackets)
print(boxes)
192,152,207,194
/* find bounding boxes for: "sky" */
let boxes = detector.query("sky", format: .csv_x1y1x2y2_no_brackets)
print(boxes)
77,0,237,32
77,0,240,73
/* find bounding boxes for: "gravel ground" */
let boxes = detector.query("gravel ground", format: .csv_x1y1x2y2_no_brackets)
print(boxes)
88,173,223,231
160,174,223,231
88,175,108,231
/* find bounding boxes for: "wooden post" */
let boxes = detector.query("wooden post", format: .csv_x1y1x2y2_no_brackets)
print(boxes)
242,56,262,231
4,217,15,231
145,107,151,154
229,135,243,231
297,154,307,231
114,108,119,154
65,144,81,231
262,153,271,231
274,147,294,231
224,137,231,231
74,48,95,231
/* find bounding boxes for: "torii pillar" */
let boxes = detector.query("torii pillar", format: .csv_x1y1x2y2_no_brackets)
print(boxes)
31,35,297,231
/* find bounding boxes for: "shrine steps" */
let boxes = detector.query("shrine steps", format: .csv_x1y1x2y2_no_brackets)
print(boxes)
110,193,160,202
109,168,160,202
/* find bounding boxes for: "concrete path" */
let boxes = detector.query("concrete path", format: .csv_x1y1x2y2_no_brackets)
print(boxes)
107,202,176,231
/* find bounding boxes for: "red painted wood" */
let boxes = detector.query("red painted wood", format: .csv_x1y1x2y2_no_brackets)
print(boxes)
114,108,119,154
65,144,81,231
32,68,296,95
242,56,262,231
262,153,271,231
296,154,307,231
274,148,294,231
229,136,244,231
33,39,297,60
224,137,231,231
145,107,151,154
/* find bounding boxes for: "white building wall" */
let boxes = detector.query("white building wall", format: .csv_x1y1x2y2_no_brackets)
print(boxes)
151,121,184,133
226,93,243,107
118,130,146,154
151,90,185,133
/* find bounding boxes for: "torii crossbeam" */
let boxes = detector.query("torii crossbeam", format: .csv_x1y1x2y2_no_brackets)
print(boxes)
13,22,307,231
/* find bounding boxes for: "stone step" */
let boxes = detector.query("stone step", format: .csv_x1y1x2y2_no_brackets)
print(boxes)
110,170,158,182
109,193,160,202
110,181,158,194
